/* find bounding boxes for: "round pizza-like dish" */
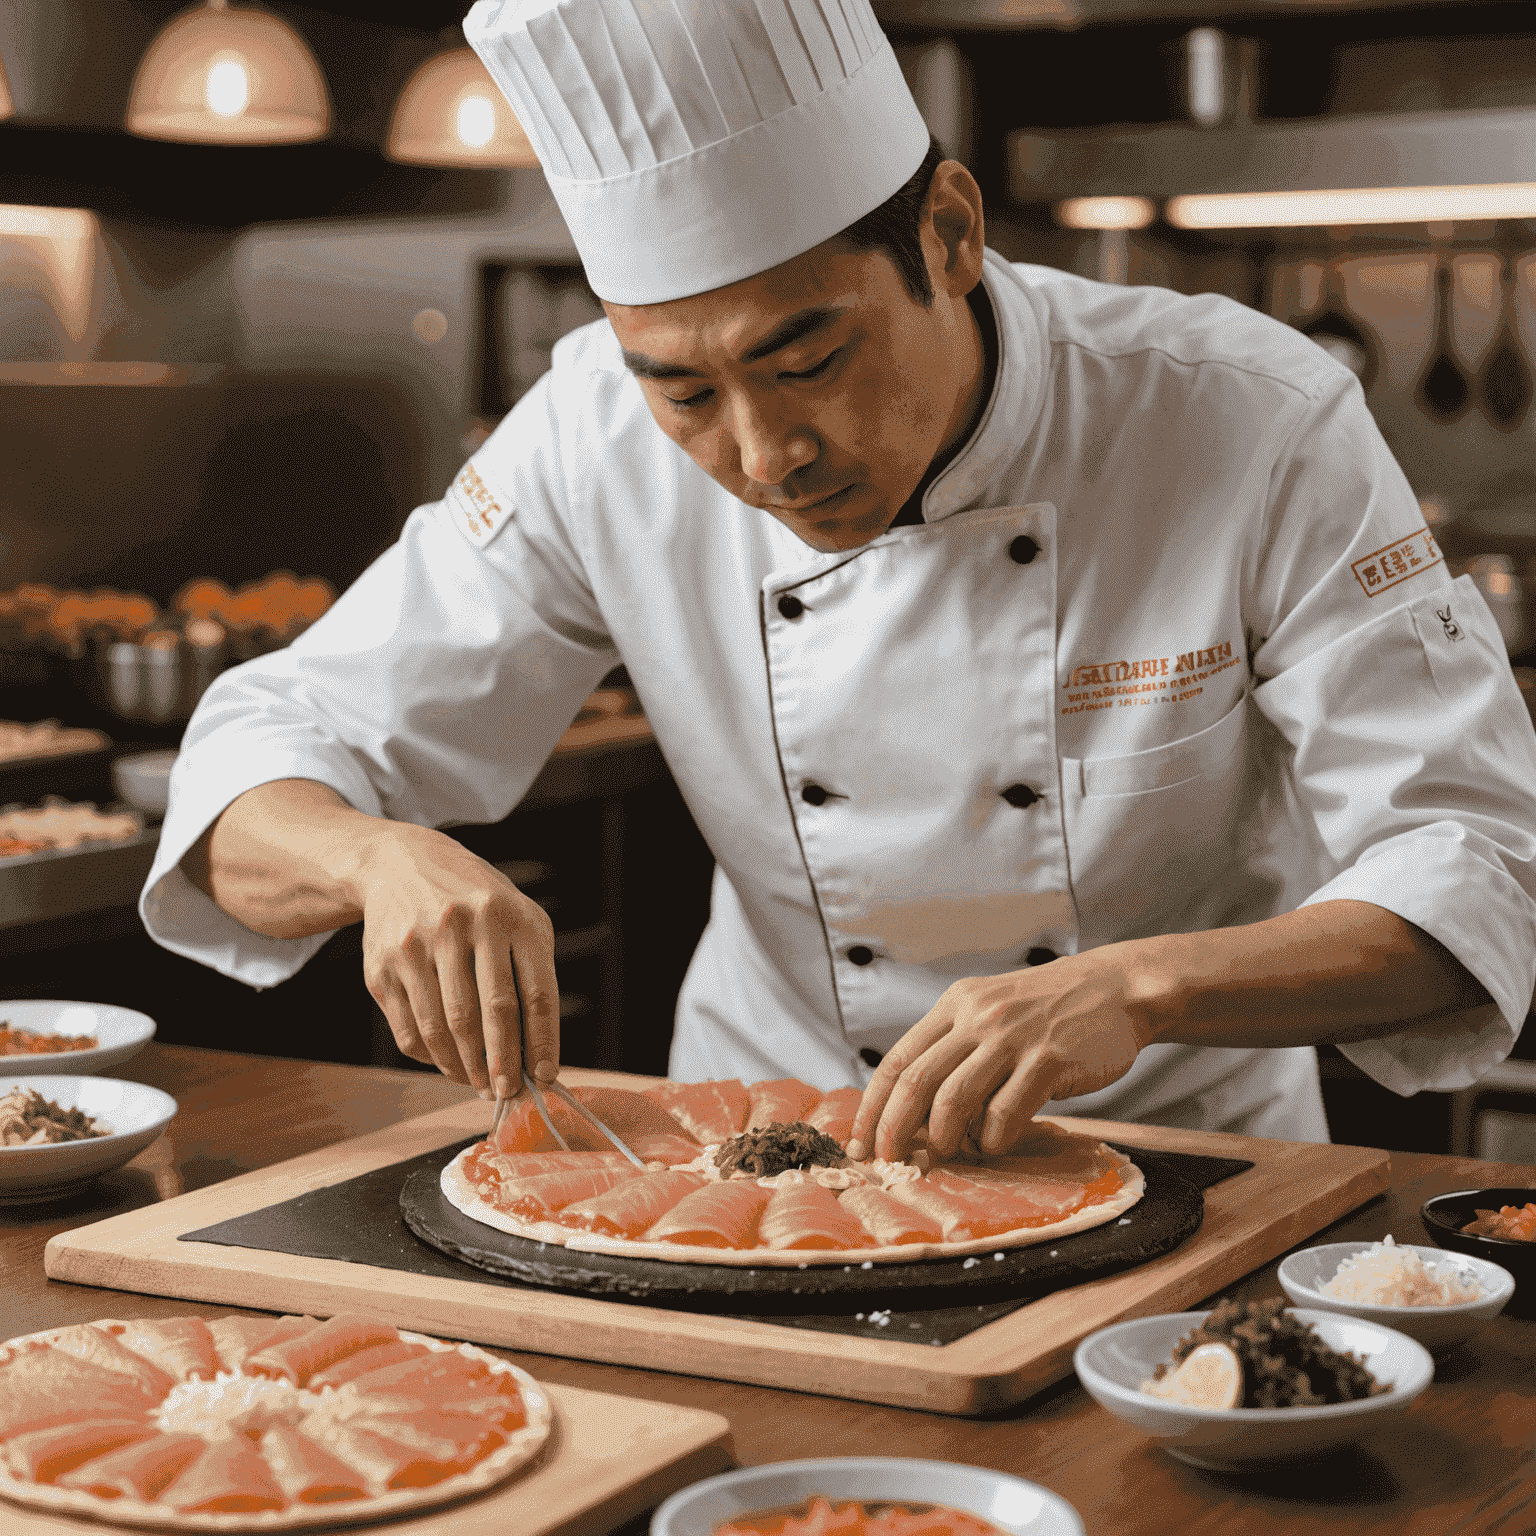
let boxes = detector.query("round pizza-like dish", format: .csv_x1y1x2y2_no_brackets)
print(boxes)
441,1078,1143,1268
0,1314,553,1531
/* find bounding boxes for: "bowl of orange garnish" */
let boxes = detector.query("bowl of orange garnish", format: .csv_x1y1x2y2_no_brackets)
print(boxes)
1421,1189,1536,1294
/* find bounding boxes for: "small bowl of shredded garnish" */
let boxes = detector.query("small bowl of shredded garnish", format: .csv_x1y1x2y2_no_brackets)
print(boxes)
1074,1301,1433,1470
0,1075,177,1204
1278,1237,1515,1353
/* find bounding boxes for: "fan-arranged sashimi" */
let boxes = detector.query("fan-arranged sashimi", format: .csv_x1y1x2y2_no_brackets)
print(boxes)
58,1432,207,1500
493,1165,643,1220
159,1436,287,1514
257,1424,368,1504
98,1318,219,1384
745,1077,822,1130
557,1170,707,1237
246,1314,403,1386
46,1325,175,1399
836,1185,943,1246
622,1131,703,1165
0,1345,158,1439
804,1086,861,1145
643,1078,750,1144
645,1180,772,1247
758,1181,869,1250
2,1419,157,1483
309,1339,430,1390
206,1315,316,1375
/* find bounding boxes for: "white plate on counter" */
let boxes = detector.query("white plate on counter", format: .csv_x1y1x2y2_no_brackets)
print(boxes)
652,1458,1085,1536
0,1000,156,1075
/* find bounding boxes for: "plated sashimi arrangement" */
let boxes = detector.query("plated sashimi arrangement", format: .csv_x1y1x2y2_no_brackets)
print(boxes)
0,1312,552,1530
439,1076,1143,1267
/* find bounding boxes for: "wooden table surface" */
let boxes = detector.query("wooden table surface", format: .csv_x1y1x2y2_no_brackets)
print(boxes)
6,1043,1534,1536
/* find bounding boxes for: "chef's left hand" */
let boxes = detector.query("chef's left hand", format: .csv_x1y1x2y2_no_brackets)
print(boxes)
846,951,1155,1163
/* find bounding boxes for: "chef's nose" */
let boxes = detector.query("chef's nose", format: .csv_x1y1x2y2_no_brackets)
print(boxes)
731,397,817,486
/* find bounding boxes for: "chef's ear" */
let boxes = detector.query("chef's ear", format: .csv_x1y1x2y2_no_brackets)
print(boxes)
923,161,986,300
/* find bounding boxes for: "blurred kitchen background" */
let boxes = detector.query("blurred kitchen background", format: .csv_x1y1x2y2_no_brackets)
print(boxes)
3,0,1536,1158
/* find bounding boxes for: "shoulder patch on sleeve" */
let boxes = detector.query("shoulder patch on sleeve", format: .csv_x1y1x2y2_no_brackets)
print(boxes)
1351,526,1444,597
446,459,514,549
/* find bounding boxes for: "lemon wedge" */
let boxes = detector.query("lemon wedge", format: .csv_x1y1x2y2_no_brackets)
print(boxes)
1141,1341,1243,1409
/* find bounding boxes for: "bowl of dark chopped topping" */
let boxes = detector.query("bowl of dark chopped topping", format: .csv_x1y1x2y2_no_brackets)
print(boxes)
0,1075,176,1203
714,1121,847,1179
1074,1298,1433,1470
0,1000,156,1075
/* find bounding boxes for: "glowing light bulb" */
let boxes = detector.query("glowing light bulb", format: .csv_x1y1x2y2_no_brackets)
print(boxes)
205,58,249,118
456,95,496,149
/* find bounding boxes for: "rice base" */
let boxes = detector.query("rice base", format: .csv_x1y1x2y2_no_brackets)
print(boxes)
1319,1235,1482,1307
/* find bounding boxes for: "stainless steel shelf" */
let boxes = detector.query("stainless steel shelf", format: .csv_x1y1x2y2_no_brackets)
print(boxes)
1009,103,1536,203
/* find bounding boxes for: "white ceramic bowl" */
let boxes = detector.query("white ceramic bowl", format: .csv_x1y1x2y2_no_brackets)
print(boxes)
0,1075,177,1203
1277,1241,1515,1353
652,1459,1084,1536
1073,1308,1434,1471
0,1000,157,1075
110,749,177,815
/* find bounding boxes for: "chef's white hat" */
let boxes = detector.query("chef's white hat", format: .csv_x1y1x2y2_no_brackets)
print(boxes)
463,0,932,305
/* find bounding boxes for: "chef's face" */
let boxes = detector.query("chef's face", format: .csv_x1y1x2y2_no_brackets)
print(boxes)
604,162,989,552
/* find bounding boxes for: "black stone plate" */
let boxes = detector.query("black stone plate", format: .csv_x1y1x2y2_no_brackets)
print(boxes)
398,1142,1238,1314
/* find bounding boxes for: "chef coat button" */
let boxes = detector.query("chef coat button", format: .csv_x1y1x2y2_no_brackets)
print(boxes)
801,784,828,806
1026,947,1059,966
847,945,875,966
1009,535,1040,565
859,1048,884,1068
1002,783,1040,808
777,594,805,619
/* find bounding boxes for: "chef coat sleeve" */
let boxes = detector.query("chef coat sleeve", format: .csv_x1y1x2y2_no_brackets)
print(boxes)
1247,368,1536,1095
139,370,619,989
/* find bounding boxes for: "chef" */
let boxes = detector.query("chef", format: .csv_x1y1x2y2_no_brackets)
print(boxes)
143,0,1536,1161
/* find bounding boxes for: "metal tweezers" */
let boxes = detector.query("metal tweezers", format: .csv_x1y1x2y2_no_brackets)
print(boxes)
489,1071,645,1168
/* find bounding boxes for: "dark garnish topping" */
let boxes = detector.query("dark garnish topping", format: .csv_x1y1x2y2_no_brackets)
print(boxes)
714,1121,846,1179
1154,1297,1389,1408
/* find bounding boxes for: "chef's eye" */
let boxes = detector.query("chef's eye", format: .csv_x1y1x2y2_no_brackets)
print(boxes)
781,351,838,382
665,387,714,411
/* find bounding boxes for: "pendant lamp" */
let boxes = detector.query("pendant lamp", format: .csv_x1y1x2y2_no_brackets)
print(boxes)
386,47,538,169
126,0,329,145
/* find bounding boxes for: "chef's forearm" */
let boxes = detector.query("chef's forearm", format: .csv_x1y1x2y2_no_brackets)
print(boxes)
1120,898,1494,1050
182,778,389,939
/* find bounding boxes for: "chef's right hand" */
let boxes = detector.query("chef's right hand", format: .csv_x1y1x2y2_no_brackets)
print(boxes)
352,822,560,1099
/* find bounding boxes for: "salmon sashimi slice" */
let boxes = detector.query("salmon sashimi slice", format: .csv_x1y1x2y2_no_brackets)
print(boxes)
624,1131,705,1165
644,1179,771,1248
803,1087,861,1146
557,1170,707,1237
882,1178,992,1241
259,1424,368,1503
493,1164,643,1219
922,1167,1092,1228
350,1389,526,1433
207,1315,318,1375
758,1181,869,1250
885,1170,1077,1239
484,1149,635,1178
837,1186,943,1246
0,1343,158,1438
746,1078,823,1131
58,1432,206,1500
245,1315,402,1386
2,1419,158,1483
491,1085,686,1154
341,1350,512,1404
99,1318,219,1383
158,1435,288,1513
644,1079,750,1144
312,1414,497,1491
952,1118,1120,1183
45,1325,175,1399
307,1340,430,1390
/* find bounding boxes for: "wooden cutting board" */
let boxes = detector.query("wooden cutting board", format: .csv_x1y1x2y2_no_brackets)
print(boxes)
0,1380,733,1536
45,1076,1390,1417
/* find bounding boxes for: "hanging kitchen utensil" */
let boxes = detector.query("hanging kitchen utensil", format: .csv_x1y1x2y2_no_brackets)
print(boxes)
1301,255,1379,391
1417,249,1472,424
1478,239,1532,432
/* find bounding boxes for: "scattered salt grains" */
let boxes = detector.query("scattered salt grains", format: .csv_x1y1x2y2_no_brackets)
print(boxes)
1117,1218,1132,1225
994,1252,1005,1261
861,1261,874,1269
1320,1235,1483,1307
868,1310,892,1327
963,1257,979,1269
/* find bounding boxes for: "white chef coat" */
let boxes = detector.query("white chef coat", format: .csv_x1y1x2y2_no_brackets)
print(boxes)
142,250,1536,1143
